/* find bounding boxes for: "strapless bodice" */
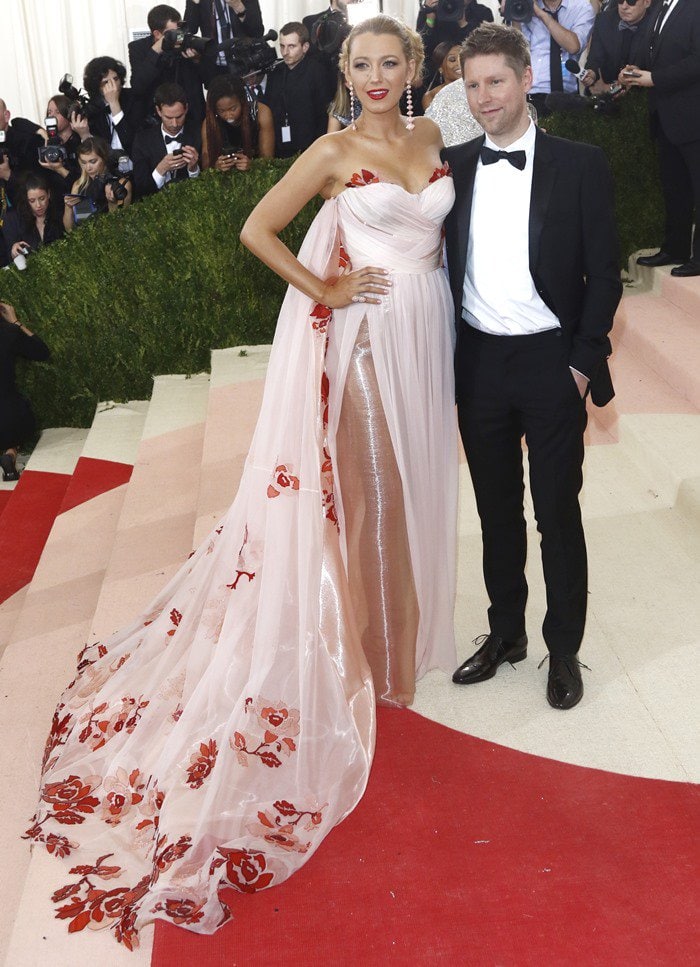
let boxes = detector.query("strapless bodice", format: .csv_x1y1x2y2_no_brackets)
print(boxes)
333,168,455,275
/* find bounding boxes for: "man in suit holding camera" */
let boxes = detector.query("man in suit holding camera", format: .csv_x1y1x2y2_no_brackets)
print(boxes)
131,83,201,197
443,24,622,709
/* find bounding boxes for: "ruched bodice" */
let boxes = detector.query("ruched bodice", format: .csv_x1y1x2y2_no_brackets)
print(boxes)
335,171,455,275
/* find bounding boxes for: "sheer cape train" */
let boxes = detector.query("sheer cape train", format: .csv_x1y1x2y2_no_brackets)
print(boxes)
25,168,458,948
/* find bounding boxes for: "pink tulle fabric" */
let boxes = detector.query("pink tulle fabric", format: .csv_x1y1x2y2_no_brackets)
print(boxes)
25,171,458,948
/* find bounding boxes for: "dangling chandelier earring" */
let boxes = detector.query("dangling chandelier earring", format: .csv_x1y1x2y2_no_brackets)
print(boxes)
405,80,414,131
348,82,357,131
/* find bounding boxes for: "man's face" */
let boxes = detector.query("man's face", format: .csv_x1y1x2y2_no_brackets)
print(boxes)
280,33,309,69
617,0,651,26
154,18,180,41
157,101,188,134
463,52,532,147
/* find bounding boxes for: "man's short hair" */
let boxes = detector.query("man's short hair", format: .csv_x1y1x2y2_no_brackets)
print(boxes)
148,4,181,34
460,23,531,77
154,82,189,108
280,22,310,44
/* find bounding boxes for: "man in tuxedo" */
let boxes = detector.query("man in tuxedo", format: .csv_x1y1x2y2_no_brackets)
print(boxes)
620,0,700,277
582,0,656,93
129,5,206,126
443,24,622,709
131,83,201,197
184,0,264,85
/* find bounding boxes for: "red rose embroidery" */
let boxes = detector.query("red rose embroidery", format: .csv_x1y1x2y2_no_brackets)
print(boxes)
186,739,218,789
212,847,275,893
153,898,205,926
41,775,100,826
267,464,300,499
345,169,380,188
310,302,332,335
429,161,451,183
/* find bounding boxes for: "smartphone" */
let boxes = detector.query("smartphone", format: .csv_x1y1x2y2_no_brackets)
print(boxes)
220,149,238,159
172,147,184,156
622,70,641,78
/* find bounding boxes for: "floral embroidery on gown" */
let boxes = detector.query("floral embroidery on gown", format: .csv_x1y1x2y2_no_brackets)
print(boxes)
25,166,458,948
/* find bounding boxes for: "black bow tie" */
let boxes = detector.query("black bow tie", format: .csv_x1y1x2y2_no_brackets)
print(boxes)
480,145,527,170
164,134,182,144
618,20,639,32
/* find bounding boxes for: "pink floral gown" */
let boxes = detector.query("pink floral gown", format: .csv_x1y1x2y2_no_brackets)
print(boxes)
25,165,458,949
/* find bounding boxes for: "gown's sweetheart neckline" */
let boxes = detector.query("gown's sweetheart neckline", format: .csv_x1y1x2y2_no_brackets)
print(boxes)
332,162,452,199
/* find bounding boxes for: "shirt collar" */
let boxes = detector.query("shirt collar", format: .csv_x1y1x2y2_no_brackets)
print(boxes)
161,126,183,140
483,118,536,155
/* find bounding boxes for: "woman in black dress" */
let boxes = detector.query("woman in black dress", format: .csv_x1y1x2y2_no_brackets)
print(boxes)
201,74,274,172
3,173,65,263
0,301,50,480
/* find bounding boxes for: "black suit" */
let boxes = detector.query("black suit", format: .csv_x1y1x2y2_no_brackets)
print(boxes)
184,0,264,85
131,121,202,197
128,35,206,127
417,2,494,61
443,130,622,655
642,0,700,262
87,88,140,156
586,4,657,84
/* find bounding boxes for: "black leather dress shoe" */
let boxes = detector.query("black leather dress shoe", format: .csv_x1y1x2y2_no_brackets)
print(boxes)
670,261,700,277
452,633,528,685
636,251,686,268
547,655,584,710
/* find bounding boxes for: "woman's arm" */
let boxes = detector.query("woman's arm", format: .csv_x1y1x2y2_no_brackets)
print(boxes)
201,119,211,169
256,102,275,159
240,135,390,309
63,181,80,233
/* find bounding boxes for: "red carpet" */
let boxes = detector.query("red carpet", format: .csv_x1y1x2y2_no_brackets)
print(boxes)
0,459,133,606
153,708,698,966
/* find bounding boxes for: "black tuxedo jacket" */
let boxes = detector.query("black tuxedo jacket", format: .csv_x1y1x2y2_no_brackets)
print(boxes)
131,121,202,197
128,35,206,126
87,88,140,155
442,130,622,406
643,0,700,145
586,5,656,85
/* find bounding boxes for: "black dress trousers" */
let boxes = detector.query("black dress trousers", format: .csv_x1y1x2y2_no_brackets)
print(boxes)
456,325,588,657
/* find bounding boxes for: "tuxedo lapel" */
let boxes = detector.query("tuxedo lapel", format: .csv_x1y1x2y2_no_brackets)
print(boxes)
529,130,557,277
447,136,483,305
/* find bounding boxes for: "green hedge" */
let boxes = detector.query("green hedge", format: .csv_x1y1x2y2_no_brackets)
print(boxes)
4,92,662,430
544,89,664,269
4,160,321,429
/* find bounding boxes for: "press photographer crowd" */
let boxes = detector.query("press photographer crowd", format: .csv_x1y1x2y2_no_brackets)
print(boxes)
0,0,698,480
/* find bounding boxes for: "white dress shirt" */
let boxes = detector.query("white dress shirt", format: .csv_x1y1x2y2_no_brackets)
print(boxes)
463,120,560,337
152,126,200,189
522,0,595,94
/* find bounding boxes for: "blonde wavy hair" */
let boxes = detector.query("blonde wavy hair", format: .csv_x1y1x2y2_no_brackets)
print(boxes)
339,15,425,86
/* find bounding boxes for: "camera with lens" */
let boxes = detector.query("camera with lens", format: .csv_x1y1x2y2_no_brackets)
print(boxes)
435,0,466,23
503,0,535,23
58,74,92,121
94,152,131,202
162,25,210,56
38,116,67,164
223,30,279,76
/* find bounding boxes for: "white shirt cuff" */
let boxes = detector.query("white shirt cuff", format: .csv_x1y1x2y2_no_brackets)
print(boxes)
187,166,200,179
152,168,166,189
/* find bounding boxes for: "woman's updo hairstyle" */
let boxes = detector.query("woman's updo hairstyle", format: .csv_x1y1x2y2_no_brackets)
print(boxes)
340,16,425,86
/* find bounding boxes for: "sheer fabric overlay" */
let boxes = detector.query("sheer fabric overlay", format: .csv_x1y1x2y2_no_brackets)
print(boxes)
25,168,458,948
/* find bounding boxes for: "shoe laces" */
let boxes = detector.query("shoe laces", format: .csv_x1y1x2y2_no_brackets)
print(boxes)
538,655,591,672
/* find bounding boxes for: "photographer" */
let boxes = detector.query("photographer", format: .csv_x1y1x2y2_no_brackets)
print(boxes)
303,1,351,93
3,173,65,264
63,136,132,233
129,5,206,126
184,0,264,84
581,0,655,94
0,98,45,211
517,0,595,116
0,301,50,482
83,56,140,155
417,0,494,60
131,83,201,196
202,73,273,169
